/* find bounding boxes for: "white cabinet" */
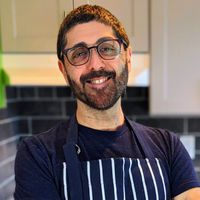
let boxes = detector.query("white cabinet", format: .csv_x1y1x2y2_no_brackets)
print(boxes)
0,0,73,52
0,0,149,53
74,0,149,53
150,0,200,115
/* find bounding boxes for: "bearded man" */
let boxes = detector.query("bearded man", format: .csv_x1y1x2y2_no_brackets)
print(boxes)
14,4,200,200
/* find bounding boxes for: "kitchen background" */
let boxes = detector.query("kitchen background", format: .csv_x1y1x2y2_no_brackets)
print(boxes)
0,0,200,200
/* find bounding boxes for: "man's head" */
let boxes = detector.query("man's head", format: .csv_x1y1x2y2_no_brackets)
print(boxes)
57,4,132,111
57,4,130,62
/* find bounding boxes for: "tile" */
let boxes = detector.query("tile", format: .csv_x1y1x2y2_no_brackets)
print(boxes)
0,119,28,141
122,100,148,115
0,139,18,162
125,87,148,99
56,86,72,98
13,119,29,134
7,102,19,117
6,86,18,99
14,101,63,116
0,122,15,141
143,87,149,99
19,87,35,98
180,135,195,159
0,108,8,120
136,117,184,133
194,154,200,161
193,157,200,167
193,159,200,180
64,100,77,116
0,178,15,200
38,86,54,98
188,118,200,132
0,159,15,184
196,172,200,180
196,137,200,149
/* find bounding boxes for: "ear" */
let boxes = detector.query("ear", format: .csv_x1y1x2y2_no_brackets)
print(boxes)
58,59,65,74
58,59,69,84
126,47,132,73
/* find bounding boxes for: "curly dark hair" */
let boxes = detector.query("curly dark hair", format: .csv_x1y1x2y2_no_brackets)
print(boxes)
57,4,129,61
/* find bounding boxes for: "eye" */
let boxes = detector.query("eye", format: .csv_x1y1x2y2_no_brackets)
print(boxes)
99,41,120,56
71,47,88,60
99,45,115,54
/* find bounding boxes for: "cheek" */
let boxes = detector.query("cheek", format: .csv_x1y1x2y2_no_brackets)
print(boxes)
112,58,127,74
112,53,127,66
105,59,123,70
66,67,83,85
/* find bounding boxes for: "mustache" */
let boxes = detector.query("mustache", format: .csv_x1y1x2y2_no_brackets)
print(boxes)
80,69,116,84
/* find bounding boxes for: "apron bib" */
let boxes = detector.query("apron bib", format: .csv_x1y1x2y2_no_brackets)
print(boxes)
62,116,170,200
62,157,169,200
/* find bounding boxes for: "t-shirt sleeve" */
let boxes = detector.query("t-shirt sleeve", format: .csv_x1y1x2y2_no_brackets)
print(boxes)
170,133,200,197
14,137,61,200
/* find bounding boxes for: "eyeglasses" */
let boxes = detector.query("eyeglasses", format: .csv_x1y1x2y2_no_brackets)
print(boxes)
61,39,125,66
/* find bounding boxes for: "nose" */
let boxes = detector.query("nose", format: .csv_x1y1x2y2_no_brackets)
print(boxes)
87,48,105,70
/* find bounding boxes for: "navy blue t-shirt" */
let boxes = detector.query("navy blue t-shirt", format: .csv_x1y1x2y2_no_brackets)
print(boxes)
78,122,144,161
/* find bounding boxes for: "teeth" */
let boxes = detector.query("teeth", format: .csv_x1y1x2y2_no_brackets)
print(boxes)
90,77,107,84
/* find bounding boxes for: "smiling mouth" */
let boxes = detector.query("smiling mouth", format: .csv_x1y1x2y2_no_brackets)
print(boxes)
86,76,111,84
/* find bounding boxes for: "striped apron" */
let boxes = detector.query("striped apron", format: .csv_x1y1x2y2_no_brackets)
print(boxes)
62,157,168,200
62,116,170,199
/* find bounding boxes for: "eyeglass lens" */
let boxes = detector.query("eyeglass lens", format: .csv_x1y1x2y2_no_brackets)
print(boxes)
66,39,121,66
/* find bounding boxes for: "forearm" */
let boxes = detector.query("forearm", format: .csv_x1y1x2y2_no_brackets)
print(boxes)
173,188,200,200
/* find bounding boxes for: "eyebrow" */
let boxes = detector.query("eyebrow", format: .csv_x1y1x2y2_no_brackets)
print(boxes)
66,36,116,50
96,36,116,44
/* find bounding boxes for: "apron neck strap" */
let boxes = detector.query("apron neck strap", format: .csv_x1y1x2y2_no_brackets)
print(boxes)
125,116,154,158
63,115,83,200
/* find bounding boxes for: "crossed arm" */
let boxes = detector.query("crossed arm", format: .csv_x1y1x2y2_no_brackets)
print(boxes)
174,188,200,200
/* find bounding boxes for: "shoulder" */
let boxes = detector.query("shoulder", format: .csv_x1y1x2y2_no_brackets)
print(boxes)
14,120,73,199
127,118,181,158
128,118,178,142
17,119,71,162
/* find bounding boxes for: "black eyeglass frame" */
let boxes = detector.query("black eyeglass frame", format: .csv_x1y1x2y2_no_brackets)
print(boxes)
61,38,127,67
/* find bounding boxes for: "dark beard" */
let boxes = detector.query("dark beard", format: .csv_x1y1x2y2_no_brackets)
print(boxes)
67,62,128,110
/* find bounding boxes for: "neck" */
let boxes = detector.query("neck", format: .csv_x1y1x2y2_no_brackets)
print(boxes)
76,98,125,131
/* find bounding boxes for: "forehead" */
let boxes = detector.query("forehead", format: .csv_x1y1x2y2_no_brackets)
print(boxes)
66,21,116,47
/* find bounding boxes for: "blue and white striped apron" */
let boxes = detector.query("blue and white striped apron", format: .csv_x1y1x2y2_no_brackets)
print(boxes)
62,157,169,200
62,116,170,200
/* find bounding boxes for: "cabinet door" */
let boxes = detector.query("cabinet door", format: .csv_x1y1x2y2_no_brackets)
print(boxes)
74,0,149,53
151,0,200,115
0,0,73,52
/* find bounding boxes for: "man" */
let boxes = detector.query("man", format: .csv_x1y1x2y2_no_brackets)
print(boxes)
14,4,200,200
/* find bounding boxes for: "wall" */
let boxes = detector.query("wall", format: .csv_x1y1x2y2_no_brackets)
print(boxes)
0,88,20,200
1,86,200,199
